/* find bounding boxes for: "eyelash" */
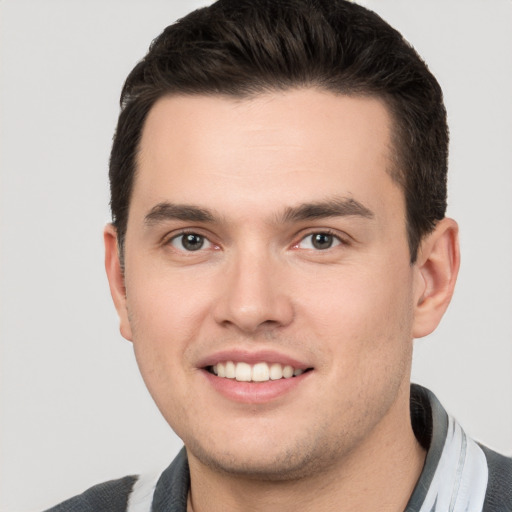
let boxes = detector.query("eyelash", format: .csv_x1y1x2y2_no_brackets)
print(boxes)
165,229,348,253
293,230,347,251
166,231,215,252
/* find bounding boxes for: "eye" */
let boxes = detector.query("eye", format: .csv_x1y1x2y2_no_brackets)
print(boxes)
169,232,212,252
297,232,342,250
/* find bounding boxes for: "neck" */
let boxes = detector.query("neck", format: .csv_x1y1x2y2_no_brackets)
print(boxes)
187,388,426,512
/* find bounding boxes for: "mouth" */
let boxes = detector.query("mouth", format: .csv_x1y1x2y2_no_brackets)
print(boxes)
206,361,313,383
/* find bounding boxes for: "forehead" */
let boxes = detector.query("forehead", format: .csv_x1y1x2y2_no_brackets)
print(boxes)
134,89,401,221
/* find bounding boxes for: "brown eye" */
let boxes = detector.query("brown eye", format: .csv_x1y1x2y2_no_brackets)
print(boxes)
297,232,341,250
170,233,210,251
312,233,334,249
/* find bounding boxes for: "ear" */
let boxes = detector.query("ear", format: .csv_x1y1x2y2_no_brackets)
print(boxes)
104,224,133,342
412,218,460,339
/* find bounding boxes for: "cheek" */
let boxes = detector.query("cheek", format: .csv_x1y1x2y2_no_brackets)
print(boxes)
127,264,212,339
300,258,415,366
125,280,202,425
124,271,210,389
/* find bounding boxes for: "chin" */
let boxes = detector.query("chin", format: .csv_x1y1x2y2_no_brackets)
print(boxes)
192,449,321,481
184,425,344,482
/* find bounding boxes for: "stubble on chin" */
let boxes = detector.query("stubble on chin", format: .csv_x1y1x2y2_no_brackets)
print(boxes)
183,412,374,484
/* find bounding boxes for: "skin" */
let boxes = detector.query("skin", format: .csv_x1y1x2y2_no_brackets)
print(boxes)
105,89,459,511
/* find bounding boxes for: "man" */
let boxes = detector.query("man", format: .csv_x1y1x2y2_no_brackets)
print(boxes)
46,0,512,510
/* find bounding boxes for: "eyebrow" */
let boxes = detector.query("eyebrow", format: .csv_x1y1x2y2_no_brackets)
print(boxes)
144,202,216,226
280,197,374,223
144,197,374,227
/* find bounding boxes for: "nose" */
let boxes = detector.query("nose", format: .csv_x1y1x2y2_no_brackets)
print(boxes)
213,249,294,335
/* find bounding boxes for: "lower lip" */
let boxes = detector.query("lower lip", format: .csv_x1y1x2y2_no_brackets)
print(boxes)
202,369,311,404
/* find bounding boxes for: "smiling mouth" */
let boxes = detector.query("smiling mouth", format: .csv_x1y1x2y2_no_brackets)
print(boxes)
206,361,313,383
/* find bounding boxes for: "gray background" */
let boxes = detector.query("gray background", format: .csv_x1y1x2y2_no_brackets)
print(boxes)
1,1,511,511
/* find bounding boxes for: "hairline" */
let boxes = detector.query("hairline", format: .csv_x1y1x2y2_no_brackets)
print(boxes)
116,86,419,267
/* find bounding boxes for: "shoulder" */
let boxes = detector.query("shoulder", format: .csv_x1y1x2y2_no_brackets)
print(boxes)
480,443,512,512
43,475,138,512
43,448,190,512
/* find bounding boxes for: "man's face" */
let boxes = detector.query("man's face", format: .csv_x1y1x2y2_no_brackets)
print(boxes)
111,89,424,479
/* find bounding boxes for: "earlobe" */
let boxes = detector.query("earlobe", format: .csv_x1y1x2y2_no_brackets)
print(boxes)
412,218,460,339
104,224,133,342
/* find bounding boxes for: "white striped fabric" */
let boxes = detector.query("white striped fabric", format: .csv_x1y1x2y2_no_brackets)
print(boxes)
418,414,488,512
126,469,161,512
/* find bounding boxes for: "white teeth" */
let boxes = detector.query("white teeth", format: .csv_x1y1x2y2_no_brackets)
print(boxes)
211,361,306,382
269,363,283,380
252,362,270,382
282,365,294,379
235,362,252,382
225,361,236,379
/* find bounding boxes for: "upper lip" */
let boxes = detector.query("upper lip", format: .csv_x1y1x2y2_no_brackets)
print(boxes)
197,349,312,370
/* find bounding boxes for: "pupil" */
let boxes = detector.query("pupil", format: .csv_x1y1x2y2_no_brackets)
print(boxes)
183,234,204,251
312,233,333,249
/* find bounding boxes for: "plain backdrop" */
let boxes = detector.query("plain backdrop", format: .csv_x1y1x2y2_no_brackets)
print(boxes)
1,1,511,511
